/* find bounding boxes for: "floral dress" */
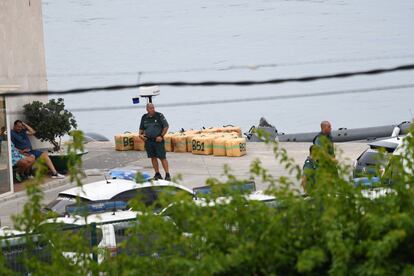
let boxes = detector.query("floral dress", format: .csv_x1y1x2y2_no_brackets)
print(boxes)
11,143,24,167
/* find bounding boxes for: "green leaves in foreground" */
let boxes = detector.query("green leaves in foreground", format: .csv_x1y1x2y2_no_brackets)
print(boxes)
2,128,414,275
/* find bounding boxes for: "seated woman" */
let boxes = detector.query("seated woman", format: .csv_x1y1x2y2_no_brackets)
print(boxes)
11,142,35,182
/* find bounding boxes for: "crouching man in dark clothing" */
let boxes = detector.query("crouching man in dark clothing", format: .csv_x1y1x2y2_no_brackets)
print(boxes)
139,103,171,181
301,145,318,194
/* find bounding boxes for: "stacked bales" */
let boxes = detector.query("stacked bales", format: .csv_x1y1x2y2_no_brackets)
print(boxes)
172,133,188,153
185,130,201,152
220,126,242,137
212,136,227,156
115,132,135,151
201,127,221,135
225,137,247,157
191,134,219,155
114,126,246,157
133,133,145,151
213,133,239,156
164,133,176,152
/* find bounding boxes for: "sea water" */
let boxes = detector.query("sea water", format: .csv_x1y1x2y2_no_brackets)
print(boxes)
42,0,414,139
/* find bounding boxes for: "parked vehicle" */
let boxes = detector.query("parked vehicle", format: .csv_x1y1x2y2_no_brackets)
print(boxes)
1,227,51,274
360,187,397,200
161,189,277,233
353,149,388,177
43,179,195,216
194,191,276,207
43,210,142,262
192,181,257,197
0,210,160,272
353,134,412,199
353,136,403,178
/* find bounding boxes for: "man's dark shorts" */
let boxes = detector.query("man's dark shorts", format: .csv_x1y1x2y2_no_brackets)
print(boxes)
145,140,166,159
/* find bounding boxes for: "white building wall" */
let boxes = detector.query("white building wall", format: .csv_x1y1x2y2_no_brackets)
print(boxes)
0,0,48,148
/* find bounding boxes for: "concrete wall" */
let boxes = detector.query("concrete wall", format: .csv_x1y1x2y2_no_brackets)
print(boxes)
0,0,48,148
0,0,48,122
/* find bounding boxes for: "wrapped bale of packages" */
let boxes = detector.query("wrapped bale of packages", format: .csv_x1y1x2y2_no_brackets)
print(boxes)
220,126,242,137
185,130,201,152
213,133,239,156
115,132,134,151
164,133,176,152
133,133,145,151
213,136,228,156
184,130,201,135
225,137,247,157
172,133,188,153
201,127,221,135
226,131,241,137
191,134,217,155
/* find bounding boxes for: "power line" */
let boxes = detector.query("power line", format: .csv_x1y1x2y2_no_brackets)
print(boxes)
213,54,414,72
1,54,414,79
47,53,414,76
5,83,414,114
1,63,414,98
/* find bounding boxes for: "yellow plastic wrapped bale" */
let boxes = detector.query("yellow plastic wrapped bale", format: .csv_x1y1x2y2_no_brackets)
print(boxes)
133,133,145,151
191,135,215,155
114,132,134,151
186,136,193,152
221,132,239,138
227,131,241,137
184,130,201,135
213,134,239,156
186,131,201,152
213,136,228,156
164,133,176,152
200,127,221,135
220,126,242,137
225,137,247,157
172,134,188,153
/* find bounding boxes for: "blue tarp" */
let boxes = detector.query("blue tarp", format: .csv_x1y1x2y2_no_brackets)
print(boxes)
353,176,381,188
66,201,128,215
193,182,256,196
109,168,151,182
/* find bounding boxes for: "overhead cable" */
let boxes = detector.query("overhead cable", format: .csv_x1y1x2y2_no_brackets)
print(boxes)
43,53,414,76
1,63,414,98
5,83,414,115
2,53,414,78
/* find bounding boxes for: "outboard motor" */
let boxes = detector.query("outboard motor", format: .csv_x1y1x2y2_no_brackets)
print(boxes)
259,117,274,128
391,126,400,137
398,121,412,135
245,117,278,142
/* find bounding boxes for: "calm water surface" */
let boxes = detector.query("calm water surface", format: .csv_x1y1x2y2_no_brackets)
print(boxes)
42,0,414,139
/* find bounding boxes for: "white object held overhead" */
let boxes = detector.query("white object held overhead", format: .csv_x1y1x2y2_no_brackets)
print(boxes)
138,85,160,103
139,85,160,97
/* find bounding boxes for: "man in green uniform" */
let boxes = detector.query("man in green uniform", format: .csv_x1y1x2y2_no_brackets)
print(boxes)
139,103,171,181
313,120,338,182
313,120,335,159
301,145,318,193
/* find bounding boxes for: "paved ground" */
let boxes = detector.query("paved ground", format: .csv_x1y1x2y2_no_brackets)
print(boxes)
0,141,367,228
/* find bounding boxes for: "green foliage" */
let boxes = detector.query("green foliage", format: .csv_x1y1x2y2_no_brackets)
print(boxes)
2,128,414,275
66,130,85,185
297,247,326,273
23,98,77,151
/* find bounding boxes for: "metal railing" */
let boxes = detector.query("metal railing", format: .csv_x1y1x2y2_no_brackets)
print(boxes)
0,216,140,274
